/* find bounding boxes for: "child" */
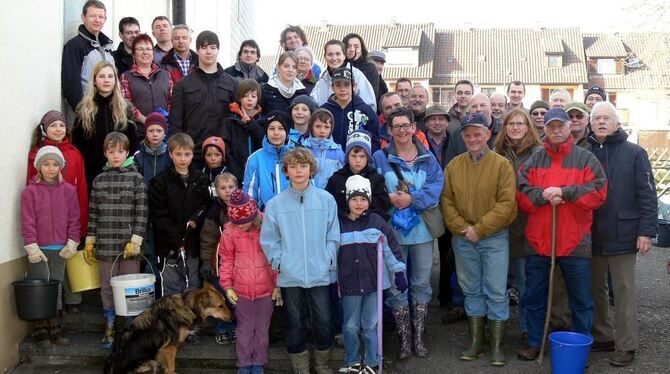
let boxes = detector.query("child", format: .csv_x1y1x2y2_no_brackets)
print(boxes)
338,175,407,373
223,79,266,182
84,132,147,349
242,111,291,210
325,130,391,221
201,136,229,199
260,148,340,373
219,189,280,374
22,146,80,348
288,94,317,143
299,108,345,189
200,173,238,345
320,67,381,152
149,133,210,298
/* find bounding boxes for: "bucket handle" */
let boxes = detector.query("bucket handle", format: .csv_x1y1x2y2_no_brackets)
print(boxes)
24,260,50,282
111,252,155,278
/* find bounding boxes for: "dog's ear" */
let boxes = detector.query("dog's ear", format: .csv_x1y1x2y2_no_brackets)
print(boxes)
202,281,214,290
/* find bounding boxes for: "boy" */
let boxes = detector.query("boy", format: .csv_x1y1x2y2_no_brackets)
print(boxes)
149,133,210,299
84,132,148,349
320,67,380,152
260,148,340,373
300,108,345,189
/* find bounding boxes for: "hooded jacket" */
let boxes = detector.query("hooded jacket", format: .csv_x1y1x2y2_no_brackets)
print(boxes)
300,136,345,189
242,137,291,210
21,179,80,248
325,165,391,221
200,199,228,273
311,63,377,112
133,140,171,186
224,62,269,84
221,104,266,182
320,94,381,153
160,48,199,83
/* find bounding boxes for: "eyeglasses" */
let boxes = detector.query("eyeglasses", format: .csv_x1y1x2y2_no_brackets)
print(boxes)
297,57,311,63
134,47,153,52
506,121,527,128
569,113,585,119
531,111,547,116
390,123,414,132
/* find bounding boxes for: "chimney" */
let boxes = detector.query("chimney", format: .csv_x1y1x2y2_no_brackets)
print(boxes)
319,19,328,32
390,17,398,27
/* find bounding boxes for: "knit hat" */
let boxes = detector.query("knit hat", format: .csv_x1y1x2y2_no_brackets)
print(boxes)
346,175,372,201
345,130,372,159
585,85,607,102
288,94,317,114
40,110,66,130
227,189,258,224
202,136,226,156
144,112,169,133
265,110,291,143
529,100,550,114
34,145,65,169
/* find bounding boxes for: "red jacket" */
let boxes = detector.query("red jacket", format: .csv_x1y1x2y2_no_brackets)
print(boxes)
27,139,88,237
218,215,277,300
517,139,607,257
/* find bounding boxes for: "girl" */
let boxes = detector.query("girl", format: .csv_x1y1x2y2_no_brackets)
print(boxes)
201,136,229,199
288,94,317,141
21,146,80,348
300,109,345,189
219,189,280,374
342,33,380,100
261,51,308,114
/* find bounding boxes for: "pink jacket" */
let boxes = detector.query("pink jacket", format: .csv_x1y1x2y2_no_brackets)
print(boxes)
21,179,80,246
218,216,277,300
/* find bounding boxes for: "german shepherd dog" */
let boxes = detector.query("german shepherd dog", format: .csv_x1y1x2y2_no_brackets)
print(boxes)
104,282,233,374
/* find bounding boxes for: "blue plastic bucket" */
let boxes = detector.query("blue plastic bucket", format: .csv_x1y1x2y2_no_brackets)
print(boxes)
549,331,593,374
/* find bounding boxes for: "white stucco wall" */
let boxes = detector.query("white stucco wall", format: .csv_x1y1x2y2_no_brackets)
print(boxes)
616,90,670,130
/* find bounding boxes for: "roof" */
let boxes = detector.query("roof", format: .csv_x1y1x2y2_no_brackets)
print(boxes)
583,33,627,57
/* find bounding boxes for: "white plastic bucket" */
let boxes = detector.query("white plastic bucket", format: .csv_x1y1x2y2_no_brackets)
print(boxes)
110,253,156,316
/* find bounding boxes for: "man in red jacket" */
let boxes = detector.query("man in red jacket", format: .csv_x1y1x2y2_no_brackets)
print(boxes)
516,108,607,360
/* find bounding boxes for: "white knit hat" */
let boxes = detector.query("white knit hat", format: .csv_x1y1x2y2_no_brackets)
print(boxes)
346,175,372,201
34,145,65,169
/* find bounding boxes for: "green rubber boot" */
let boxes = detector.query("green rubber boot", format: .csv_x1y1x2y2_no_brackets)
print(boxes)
489,319,507,366
460,316,485,360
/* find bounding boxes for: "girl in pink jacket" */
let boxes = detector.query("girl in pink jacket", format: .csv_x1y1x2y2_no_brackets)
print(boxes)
218,189,280,374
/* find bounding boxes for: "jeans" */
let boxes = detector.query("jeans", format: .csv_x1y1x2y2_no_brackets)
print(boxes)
383,241,433,308
451,274,464,306
510,258,527,331
281,286,333,353
524,255,594,348
452,229,510,320
342,293,380,366
160,256,201,297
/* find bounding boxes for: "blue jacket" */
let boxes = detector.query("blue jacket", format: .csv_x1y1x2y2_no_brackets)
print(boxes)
261,185,340,288
372,139,444,245
133,141,171,186
300,136,345,189
320,95,381,153
588,129,658,256
338,211,405,296
243,136,290,210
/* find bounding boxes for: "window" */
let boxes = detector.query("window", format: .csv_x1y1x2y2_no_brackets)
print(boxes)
385,47,418,66
431,87,453,106
597,59,616,74
547,55,562,67
480,87,496,96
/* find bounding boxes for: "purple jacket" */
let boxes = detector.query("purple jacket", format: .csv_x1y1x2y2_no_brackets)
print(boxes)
21,180,80,246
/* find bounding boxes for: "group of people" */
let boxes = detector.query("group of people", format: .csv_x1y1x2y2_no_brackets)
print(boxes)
20,1,656,373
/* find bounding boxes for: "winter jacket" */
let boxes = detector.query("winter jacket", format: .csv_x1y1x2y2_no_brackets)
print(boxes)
301,69,317,95
200,199,229,272
242,137,291,210
260,80,308,114
72,93,139,189
21,179,80,247
377,75,388,108
517,139,607,257
372,139,444,245
261,185,340,288
351,58,380,101
160,49,198,83
337,211,405,296
444,115,501,166
88,159,147,259
112,42,134,75
221,105,266,182
320,95,381,153
149,166,211,258
300,136,345,189
169,64,238,165
219,218,278,300
27,138,88,237
588,129,658,256
447,104,465,130
61,25,115,111
224,62,269,84
202,165,229,200
325,165,391,221
311,63,377,112
120,63,173,124
133,140,171,186
425,131,451,169
441,147,518,239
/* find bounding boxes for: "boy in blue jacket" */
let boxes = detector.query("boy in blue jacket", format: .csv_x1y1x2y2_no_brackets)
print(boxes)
300,108,345,189
260,147,340,373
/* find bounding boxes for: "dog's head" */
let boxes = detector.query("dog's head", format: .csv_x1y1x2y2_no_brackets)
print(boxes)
192,282,234,322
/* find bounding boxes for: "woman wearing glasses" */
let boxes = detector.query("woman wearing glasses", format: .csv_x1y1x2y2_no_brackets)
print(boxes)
294,46,317,94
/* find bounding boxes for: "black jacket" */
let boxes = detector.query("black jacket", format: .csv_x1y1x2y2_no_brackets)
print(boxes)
588,129,658,256
221,112,266,182
223,62,269,84
352,58,380,101
325,165,391,221
112,42,134,75
260,84,308,114
160,48,198,82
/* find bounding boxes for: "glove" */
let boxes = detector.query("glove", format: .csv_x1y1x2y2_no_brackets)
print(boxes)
59,239,78,260
394,272,408,292
24,243,48,264
123,234,143,259
199,262,213,281
83,236,96,264
226,289,238,305
272,287,283,307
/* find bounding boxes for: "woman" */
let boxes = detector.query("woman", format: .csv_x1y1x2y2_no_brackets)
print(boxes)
73,61,138,188
493,108,542,339
294,46,317,94
342,33,379,100
310,40,377,112
261,52,308,114
372,107,444,359
120,34,173,132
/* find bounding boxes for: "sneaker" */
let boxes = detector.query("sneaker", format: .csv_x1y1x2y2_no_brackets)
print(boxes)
338,364,361,373
609,350,634,367
508,286,519,305
215,330,236,345
591,340,615,352
361,365,379,374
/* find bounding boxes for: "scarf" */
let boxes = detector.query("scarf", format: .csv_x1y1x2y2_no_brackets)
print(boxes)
268,75,305,99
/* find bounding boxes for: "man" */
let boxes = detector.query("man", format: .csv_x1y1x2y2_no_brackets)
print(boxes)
566,102,589,147
61,0,115,112
506,81,526,111
587,101,657,367
489,92,507,121
279,25,308,51
169,31,237,167
409,85,429,131
529,100,549,140
378,92,428,149
370,50,388,102
152,16,172,63
549,89,571,109
395,78,412,106
449,80,473,128
516,108,607,360
224,40,268,84
160,24,198,83
585,85,607,113
442,113,517,366
444,93,501,165
112,17,140,75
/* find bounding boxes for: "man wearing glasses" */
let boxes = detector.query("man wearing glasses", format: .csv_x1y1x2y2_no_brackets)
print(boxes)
448,80,474,129
566,102,590,148
529,100,549,140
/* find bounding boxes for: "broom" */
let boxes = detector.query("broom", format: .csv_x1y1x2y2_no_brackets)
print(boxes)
538,204,558,364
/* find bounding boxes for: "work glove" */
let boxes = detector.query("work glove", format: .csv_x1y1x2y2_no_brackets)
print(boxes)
123,234,143,259
226,289,238,305
272,287,283,307
394,271,408,292
24,243,48,263
59,239,78,260
83,236,96,264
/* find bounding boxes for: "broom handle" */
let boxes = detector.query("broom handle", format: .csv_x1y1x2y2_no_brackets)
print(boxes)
377,239,383,374
538,204,557,364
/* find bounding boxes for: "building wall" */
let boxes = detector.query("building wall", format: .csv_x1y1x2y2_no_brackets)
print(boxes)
615,89,670,130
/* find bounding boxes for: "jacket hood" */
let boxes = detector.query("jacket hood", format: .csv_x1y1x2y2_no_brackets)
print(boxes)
141,140,167,156
234,61,267,79
262,136,289,155
104,156,137,171
301,136,341,151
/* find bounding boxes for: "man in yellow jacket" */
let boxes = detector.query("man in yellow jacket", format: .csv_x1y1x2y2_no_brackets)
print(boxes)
441,113,517,366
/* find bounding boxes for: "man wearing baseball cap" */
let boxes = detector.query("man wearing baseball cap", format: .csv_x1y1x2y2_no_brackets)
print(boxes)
566,101,590,148
369,50,388,101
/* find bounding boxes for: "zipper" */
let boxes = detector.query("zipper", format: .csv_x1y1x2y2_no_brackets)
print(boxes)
301,191,308,285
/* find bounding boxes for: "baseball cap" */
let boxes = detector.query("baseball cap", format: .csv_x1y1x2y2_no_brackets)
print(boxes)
543,108,570,125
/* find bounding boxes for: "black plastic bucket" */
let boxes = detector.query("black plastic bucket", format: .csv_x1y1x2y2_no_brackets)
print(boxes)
656,219,670,248
13,262,60,321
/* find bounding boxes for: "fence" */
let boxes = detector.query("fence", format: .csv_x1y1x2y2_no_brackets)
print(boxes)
649,147,670,196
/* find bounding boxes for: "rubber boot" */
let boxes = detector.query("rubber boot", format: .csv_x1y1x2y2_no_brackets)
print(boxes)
412,303,429,358
489,320,507,366
314,347,334,374
33,320,51,349
288,350,310,374
101,309,115,350
49,311,70,346
460,316,485,360
392,305,412,360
